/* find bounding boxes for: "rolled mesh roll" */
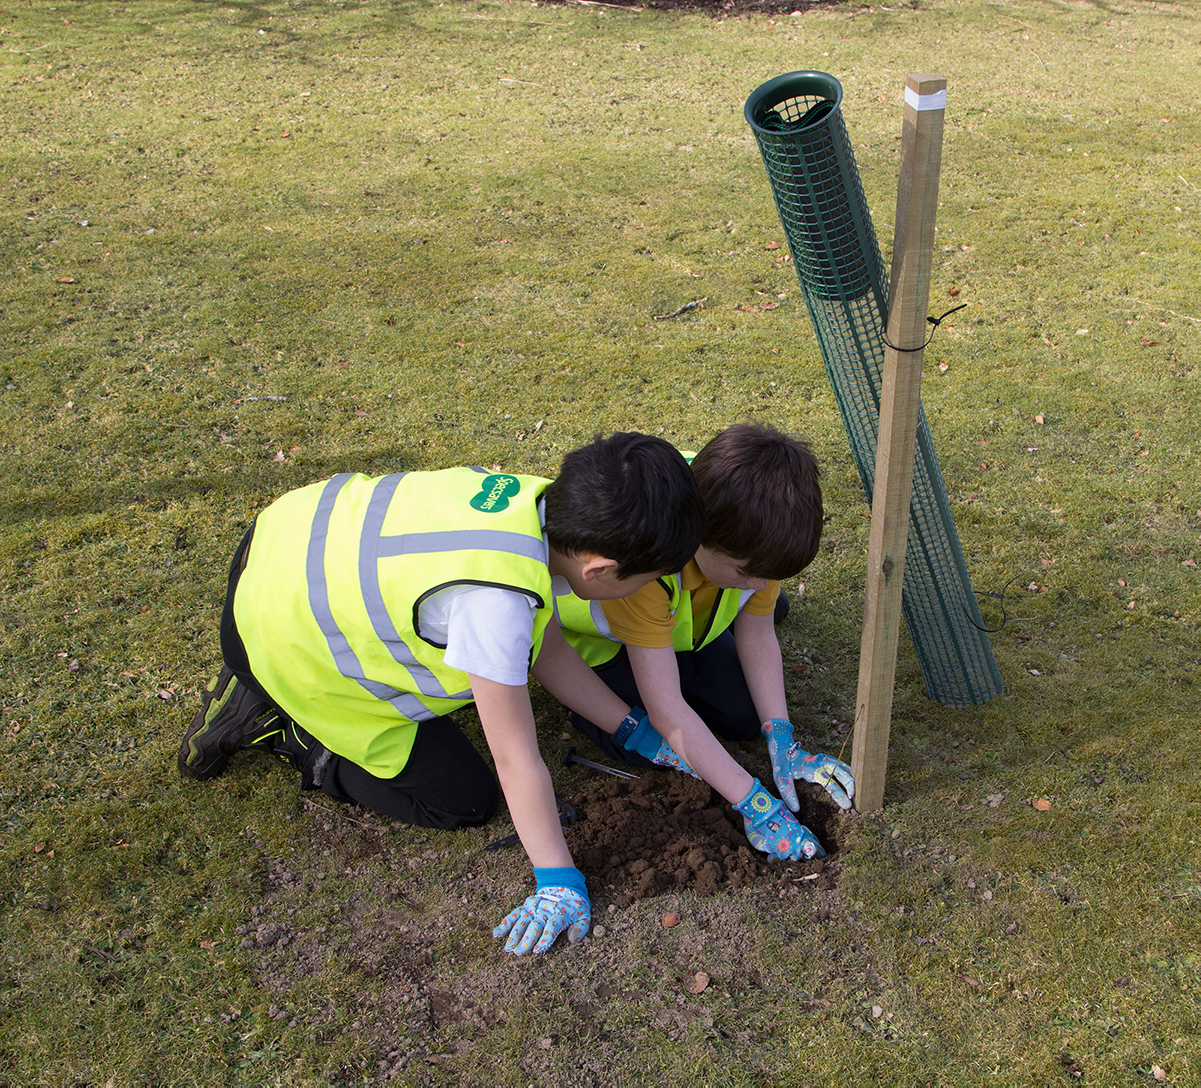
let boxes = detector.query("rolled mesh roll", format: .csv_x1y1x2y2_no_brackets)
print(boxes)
745,71,1001,707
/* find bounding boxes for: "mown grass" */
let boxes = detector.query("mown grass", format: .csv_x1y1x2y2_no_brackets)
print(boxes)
2,0,1199,1084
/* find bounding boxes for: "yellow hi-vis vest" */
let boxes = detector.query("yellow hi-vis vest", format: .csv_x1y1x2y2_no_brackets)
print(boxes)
233,467,553,778
557,572,746,667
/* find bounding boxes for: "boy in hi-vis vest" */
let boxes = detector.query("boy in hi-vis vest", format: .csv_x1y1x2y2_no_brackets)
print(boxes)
178,434,703,956
557,423,855,862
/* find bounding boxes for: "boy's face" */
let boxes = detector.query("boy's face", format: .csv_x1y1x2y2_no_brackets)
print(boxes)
694,546,770,592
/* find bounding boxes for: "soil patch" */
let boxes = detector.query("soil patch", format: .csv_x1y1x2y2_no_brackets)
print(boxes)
565,768,841,906
236,754,847,1081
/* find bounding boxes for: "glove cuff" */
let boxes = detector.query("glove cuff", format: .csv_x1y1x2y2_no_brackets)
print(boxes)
611,706,646,749
760,717,791,738
533,866,588,898
619,717,664,761
733,778,777,818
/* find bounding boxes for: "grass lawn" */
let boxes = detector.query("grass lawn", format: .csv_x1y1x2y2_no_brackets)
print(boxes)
1,0,1198,1084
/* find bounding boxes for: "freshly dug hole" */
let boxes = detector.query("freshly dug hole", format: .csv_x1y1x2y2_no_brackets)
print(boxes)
565,769,842,907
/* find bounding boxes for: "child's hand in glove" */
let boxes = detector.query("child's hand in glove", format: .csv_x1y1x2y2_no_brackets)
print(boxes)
492,867,590,955
733,778,826,861
613,707,700,778
761,718,854,812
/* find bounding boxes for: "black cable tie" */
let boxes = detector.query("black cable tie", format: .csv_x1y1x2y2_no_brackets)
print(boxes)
964,572,1024,634
881,302,969,353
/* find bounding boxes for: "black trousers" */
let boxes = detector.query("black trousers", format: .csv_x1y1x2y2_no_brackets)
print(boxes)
219,526,499,829
569,631,762,768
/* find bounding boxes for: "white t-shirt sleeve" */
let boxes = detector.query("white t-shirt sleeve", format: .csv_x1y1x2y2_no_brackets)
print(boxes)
419,584,538,687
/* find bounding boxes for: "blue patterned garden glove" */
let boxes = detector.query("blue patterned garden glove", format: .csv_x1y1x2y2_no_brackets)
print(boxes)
761,718,855,812
492,866,590,955
733,778,826,861
612,707,700,779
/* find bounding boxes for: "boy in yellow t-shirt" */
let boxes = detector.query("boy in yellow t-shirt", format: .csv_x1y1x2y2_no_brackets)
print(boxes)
557,423,854,862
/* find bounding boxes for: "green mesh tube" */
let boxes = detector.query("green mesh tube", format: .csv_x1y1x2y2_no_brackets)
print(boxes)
745,71,1002,707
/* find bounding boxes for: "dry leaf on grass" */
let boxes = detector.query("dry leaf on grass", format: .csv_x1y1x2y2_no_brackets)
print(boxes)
686,972,709,994
1032,798,1052,811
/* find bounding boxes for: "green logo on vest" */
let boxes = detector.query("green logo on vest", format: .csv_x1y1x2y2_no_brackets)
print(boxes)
470,474,521,513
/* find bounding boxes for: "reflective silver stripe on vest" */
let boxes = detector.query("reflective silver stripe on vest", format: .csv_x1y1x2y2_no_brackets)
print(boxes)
357,473,469,701
361,474,546,698
307,474,438,722
667,572,683,618
366,473,547,568
308,471,548,717
589,599,613,640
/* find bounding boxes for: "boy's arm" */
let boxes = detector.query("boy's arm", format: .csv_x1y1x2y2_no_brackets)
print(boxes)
626,644,753,805
529,621,630,731
626,637,830,863
731,607,789,722
469,673,573,869
732,608,855,811
471,672,591,955
532,624,751,801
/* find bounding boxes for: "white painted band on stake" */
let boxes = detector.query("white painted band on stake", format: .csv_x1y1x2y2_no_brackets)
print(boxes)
904,86,947,111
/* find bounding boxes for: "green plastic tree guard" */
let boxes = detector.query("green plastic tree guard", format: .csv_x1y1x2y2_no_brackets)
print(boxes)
745,71,1002,707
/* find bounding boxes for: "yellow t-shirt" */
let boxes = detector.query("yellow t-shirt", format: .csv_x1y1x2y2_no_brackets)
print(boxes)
599,559,781,649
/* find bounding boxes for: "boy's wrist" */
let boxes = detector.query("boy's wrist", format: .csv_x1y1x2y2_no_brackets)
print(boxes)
733,777,775,817
533,865,588,897
612,706,646,747
619,717,664,761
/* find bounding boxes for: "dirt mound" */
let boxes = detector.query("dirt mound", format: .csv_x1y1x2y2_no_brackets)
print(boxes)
565,764,842,906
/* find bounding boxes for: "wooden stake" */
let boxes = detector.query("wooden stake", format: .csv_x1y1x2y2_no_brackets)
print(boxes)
851,74,948,813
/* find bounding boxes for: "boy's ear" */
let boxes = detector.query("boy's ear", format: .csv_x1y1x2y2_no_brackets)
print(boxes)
578,556,621,583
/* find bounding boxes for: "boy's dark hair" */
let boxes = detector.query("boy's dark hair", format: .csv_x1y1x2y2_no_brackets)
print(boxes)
544,433,704,578
689,423,823,579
